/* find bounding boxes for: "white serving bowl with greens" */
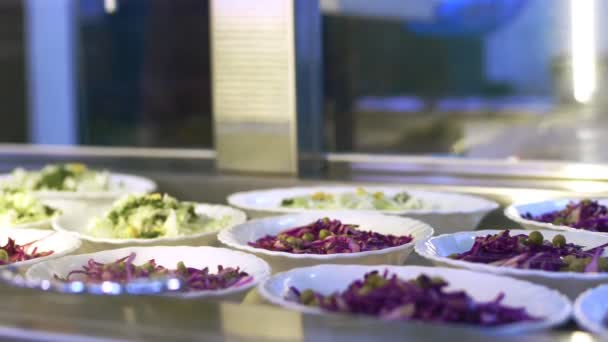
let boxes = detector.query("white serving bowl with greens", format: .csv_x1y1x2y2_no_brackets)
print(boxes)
53,194,246,250
0,163,157,200
0,191,60,229
228,186,498,233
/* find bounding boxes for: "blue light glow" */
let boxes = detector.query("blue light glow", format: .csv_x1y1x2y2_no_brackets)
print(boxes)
69,281,85,293
407,0,528,37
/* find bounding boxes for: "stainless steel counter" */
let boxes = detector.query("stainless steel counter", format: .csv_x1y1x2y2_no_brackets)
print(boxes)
0,282,589,342
0,145,605,341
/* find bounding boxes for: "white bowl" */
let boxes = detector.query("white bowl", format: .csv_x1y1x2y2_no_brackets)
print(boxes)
574,284,608,335
0,228,81,269
505,198,608,236
259,264,571,333
2,199,66,230
53,202,247,251
227,186,498,234
415,229,608,299
3,217,55,230
26,246,271,301
0,173,157,200
218,211,434,273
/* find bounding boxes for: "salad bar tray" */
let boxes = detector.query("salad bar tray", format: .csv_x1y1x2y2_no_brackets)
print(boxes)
0,147,606,341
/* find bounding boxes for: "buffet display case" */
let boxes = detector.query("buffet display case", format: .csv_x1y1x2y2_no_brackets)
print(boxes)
0,145,605,341
2,0,608,340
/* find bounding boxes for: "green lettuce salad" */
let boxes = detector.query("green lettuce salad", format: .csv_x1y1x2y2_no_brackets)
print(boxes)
0,191,58,226
280,188,425,211
87,193,229,239
4,163,110,192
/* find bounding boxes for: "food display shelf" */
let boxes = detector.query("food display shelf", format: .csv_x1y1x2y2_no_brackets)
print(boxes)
0,145,604,341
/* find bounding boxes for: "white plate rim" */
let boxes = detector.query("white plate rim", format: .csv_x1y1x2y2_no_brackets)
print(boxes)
52,203,247,245
0,172,157,199
218,212,434,260
574,284,608,335
415,229,608,280
227,186,498,216
4,216,55,230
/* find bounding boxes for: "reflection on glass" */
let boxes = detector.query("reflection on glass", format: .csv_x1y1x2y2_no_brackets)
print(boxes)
321,0,606,162
103,0,117,14
0,2,27,143
78,0,213,148
570,0,596,103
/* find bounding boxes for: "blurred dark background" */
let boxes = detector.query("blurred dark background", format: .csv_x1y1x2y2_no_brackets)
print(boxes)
0,1,27,143
2,0,603,162
78,0,212,147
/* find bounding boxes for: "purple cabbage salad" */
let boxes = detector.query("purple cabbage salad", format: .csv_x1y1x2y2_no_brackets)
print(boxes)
0,238,53,265
55,253,252,291
288,270,538,326
248,217,413,254
449,230,608,272
523,199,608,232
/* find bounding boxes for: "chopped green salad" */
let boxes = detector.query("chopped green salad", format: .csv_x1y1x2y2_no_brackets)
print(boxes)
3,163,110,192
87,193,229,239
280,188,425,211
0,191,58,226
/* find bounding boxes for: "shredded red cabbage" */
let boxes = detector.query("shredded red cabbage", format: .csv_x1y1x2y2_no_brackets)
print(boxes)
523,199,608,232
449,230,608,272
249,217,413,254
55,253,252,291
0,238,53,265
289,271,538,326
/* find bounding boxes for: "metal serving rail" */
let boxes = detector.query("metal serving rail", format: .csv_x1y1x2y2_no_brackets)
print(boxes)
0,145,606,341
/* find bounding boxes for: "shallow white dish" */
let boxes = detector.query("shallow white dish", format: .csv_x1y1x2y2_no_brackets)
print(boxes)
0,228,81,269
227,186,498,233
505,198,608,235
26,246,270,300
259,264,571,333
0,200,69,229
1,198,65,230
574,284,608,335
218,211,434,273
0,173,157,200
415,229,608,299
53,202,247,250
3,216,55,230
